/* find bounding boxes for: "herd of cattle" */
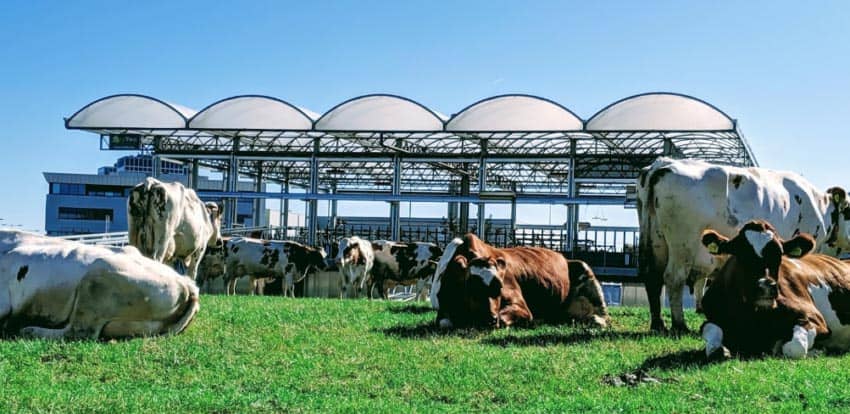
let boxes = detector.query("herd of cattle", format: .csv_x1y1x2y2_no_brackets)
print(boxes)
3,158,850,360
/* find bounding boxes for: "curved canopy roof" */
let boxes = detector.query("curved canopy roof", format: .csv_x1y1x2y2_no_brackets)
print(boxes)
314,94,445,132
188,95,315,130
446,95,583,132
66,94,195,129
586,93,735,131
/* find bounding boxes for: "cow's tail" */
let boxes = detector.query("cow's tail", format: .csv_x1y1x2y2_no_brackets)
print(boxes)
430,238,463,309
637,166,670,284
161,282,200,337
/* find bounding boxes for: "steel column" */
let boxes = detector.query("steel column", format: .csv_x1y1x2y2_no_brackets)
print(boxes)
566,139,578,251
390,141,402,241
253,163,263,227
227,138,240,228
477,140,488,237
459,174,470,235
307,138,320,245
190,159,199,190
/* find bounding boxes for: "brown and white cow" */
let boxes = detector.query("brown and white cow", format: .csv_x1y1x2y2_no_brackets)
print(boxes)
335,236,375,298
637,157,850,333
366,241,442,300
0,230,199,340
430,233,609,329
700,220,850,359
224,237,327,296
128,177,223,280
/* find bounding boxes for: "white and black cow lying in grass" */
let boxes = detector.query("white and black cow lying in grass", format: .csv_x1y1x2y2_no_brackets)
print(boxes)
0,230,199,340
224,237,327,296
431,233,609,329
700,220,850,359
367,240,442,300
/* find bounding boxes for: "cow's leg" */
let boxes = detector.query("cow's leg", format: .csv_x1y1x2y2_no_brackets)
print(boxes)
184,250,204,281
664,263,689,333
645,272,666,332
226,278,238,295
500,302,533,327
782,325,817,359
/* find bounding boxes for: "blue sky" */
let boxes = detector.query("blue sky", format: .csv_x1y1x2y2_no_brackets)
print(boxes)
1,1,849,231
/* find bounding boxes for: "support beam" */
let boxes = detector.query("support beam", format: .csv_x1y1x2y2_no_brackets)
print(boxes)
227,138,240,228
566,139,578,252
330,183,338,230
510,182,517,245
190,159,200,190
280,169,289,239
307,138,320,245
152,155,162,179
390,141,402,241
476,139,488,238
253,163,263,227
459,174,470,235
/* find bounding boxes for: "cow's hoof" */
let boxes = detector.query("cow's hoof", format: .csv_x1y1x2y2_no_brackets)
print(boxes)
650,320,668,333
670,323,690,336
438,318,453,330
707,346,731,362
782,340,808,359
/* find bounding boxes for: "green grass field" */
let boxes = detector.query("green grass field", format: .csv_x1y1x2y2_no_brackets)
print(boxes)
2,297,850,413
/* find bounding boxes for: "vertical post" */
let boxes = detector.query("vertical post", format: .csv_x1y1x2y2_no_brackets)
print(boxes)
152,155,162,179
307,137,320,246
281,167,290,237
330,183,338,229
253,162,263,227
190,159,200,190
459,174,470,235
227,137,240,229
447,181,458,233
566,139,578,252
390,138,402,241
510,182,517,244
663,134,673,156
476,139,487,238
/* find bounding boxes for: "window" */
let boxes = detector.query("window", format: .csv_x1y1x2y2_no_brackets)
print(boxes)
50,183,85,195
58,207,113,221
85,185,126,197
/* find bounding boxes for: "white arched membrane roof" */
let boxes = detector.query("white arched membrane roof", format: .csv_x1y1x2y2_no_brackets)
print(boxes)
585,93,735,131
65,94,195,129
314,94,444,131
188,95,316,130
446,95,584,132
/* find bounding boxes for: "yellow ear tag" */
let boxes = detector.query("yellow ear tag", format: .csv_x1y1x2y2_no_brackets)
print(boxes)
789,247,802,257
707,243,719,254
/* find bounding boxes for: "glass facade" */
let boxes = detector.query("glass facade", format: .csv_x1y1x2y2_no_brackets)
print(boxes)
58,207,114,221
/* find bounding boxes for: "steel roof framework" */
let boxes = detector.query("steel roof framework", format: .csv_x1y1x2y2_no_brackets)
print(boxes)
67,93,758,245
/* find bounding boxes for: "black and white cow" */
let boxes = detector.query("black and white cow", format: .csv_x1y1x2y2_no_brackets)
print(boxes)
224,237,327,296
367,241,442,300
335,236,375,298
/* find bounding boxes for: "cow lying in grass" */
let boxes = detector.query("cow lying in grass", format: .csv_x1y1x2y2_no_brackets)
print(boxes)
431,233,609,329
700,220,850,359
0,230,199,340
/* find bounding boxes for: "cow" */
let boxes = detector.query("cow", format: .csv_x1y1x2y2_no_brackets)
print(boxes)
430,233,609,329
699,220,850,359
196,238,229,293
637,157,850,333
224,237,327,296
335,236,375,298
128,177,223,281
0,230,199,340
366,241,442,300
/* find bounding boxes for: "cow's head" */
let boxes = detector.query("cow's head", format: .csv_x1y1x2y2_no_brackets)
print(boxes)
432,236,500,329
407,242,442,279
205,202,224,249
826,187,850,252
336,237,364,267
702,220,815,310
307,245,329,272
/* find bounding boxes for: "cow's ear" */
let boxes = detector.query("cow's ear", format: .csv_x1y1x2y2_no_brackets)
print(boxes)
783,233,815,258
828,187,847,206
701,230,731,255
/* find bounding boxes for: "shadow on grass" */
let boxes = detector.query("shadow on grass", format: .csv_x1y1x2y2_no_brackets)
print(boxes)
482,329,655,347
379,321,490,339
386,304,435,315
